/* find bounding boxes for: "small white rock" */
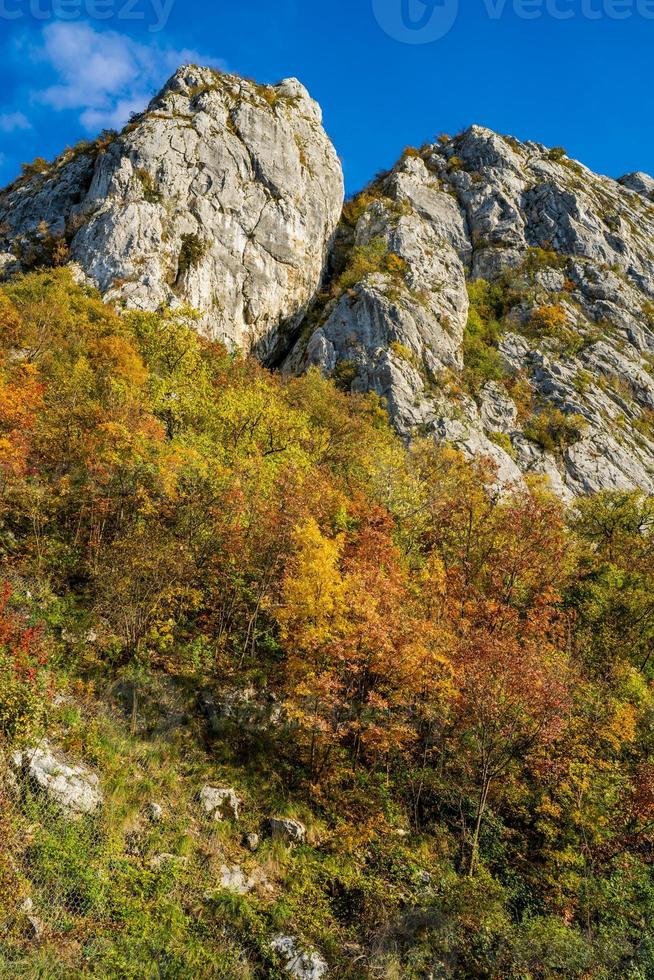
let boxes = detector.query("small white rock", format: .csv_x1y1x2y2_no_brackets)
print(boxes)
268,817,306,845
146,802,163,823
199,786,240,822
271,934,328,979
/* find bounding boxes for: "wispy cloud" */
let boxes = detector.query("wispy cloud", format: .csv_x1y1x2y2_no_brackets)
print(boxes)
31,23,226,132
0,111,31,133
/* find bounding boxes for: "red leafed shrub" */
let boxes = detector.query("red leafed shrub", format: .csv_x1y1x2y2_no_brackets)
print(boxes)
0,581,50,746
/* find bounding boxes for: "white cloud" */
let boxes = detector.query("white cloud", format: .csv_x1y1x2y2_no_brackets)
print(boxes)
80,98,149,133
0,111,31,133
32,23,226,132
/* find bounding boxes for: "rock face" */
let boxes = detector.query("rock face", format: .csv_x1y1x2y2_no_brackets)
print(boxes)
10,743,102,817
3,67,654,498
288,128,654,498
0,66,344,359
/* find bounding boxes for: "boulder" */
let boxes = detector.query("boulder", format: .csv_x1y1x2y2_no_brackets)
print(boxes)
217,862,273,896
219,863,254,895
271,935,328,979
20,898,44,942
268,817,306,844
199,786,240,822
10,743,102,818
146,802,163,823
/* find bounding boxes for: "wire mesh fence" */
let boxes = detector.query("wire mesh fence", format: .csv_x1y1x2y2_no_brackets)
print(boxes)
0,682,246,971
1,772,240,965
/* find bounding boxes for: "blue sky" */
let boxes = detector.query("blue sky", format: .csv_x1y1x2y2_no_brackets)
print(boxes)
0,0,652,194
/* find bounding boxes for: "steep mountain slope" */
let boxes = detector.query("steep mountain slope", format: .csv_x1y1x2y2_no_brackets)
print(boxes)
4,71,654,977
0,66,344,360
3,270,654,979
289,127,654,498
2,68,654,497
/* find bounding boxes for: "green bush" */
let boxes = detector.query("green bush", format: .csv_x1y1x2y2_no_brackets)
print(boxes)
332,359,359,391
488,431,516,459
524,406,587,453
522,246,566,276
462,279,509,392
178,234,209,276
334,237,407,295
20,157,51,179
135,168,163,205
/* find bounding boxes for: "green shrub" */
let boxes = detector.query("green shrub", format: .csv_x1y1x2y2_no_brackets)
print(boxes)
332,359,359,391
389,341,419,368
507,917,593,977
178,233,209,276
462,279,509,392
334,237,407,295
20,157,51,179
524,407,587,453
488,431,516,459
522,246,566,276
342,190,383,229
135,168,163,205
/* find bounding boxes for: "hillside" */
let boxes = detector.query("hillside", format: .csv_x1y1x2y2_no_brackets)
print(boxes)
0,68,654,979
2,68,654,497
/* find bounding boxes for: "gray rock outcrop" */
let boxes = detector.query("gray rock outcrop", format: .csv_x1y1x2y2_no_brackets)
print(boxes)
271,934,328,979
10,743,102,817
0,66,344,360
288,128,654,498
218,862,270,895
199,785,241,821
268,816,307,844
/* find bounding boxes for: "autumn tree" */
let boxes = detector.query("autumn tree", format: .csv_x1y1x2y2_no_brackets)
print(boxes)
277,511,452,780
571,490,654,675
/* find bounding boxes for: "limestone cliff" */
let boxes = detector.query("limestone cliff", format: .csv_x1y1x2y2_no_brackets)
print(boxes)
3,70,654,497
0,67,344,360
289,127,654,498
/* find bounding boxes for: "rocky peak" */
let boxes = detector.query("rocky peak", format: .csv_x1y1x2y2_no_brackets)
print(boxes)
618,171,654,200
0,66,344,360
288,126,654,498
3,85,654,498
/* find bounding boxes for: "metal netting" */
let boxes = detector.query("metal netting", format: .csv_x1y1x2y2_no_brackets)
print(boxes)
0,683,247,972
1,776,238,965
